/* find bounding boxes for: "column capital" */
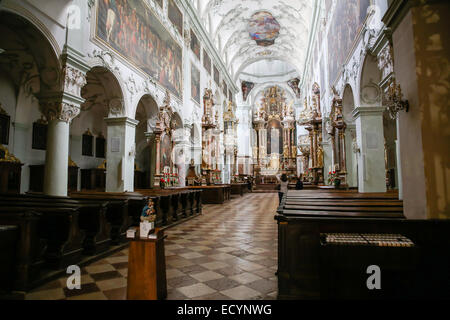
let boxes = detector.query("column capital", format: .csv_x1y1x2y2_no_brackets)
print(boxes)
38,93,82,123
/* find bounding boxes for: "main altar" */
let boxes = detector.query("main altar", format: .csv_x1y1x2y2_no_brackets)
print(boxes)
252,86,297,181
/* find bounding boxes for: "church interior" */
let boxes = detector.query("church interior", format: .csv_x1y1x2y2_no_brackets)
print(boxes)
0,0,449,301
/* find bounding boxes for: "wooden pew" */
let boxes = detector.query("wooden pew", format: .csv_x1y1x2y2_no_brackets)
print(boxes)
231,183,246,196
0,225,18,294
275,189,450,299
135,189,202,226
185,185,230,204
0,195,110,256
70,191,148,232
0,210,42,291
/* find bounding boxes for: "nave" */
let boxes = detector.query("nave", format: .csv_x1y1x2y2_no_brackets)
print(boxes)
24,194,278,300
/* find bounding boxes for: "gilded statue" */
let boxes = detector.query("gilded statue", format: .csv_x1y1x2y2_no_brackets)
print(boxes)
283,145,290,158
317,145,324,168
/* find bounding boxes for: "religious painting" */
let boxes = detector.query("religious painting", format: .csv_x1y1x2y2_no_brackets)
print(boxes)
327,0,370,86
223,80,228,96
161,133,171,171
287,78,301,98
82,131,94,157
248,11,280,47
203,49,211,74
32,121,47,150
96,135,106,158
0,113,10,145
214,65,220,85
168,0,183,36
191,63,200,104
96,0,183,98
267,120,282,155
190,29,201,60
242,81,255,101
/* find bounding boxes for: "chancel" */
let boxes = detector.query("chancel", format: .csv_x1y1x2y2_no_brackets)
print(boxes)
0,0,448,302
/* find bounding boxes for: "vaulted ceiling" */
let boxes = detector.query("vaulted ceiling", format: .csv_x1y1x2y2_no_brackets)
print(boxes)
196,0,318,82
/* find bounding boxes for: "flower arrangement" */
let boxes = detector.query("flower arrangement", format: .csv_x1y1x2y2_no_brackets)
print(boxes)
160,178,166,189
328,171,341,186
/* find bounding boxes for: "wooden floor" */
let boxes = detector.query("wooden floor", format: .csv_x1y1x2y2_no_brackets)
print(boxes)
24,193,279,300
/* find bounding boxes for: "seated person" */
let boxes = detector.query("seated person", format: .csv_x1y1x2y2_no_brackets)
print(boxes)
295,175,304,190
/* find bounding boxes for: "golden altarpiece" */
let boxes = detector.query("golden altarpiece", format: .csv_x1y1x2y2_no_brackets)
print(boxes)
252,86,297,181
298,83,324,184
223,101,239,182
326,87,348,185
200,88,221,185
152,90,178,187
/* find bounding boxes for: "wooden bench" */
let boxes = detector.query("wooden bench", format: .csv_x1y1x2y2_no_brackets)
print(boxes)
275,190,450,299
185,185,230,204
0,196,110,256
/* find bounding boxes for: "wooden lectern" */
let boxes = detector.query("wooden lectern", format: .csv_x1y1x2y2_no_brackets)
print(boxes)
126,228,167,300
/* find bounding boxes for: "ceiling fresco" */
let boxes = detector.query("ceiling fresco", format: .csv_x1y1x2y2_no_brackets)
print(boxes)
197,0,317,81
248,11,280,47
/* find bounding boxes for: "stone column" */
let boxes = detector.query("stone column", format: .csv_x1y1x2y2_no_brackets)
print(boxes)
104,117,139,193
352,107,387,193
39,98,81,197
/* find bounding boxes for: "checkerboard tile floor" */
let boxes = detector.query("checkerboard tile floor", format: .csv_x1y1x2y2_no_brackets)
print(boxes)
25,193,279,300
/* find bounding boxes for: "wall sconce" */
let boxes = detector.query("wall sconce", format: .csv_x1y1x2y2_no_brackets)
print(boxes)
386,78,409,120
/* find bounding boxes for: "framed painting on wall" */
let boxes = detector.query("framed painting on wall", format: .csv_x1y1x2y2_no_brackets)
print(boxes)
96,135,106,159
0,113,10,145
190,29,201,60
32,122,47,150
168,0,183,36
222,80,227,97
203,49,211,75
214,65,220,85
82,130,93,157
191,63,200,104
327,0,370,86
96,0,183,98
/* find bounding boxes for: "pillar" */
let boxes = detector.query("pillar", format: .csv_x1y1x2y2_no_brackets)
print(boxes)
352,107,387,193
104,117,139,193
39,99,81,197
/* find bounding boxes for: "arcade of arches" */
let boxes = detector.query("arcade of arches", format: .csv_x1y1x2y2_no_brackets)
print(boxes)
0,0,448,301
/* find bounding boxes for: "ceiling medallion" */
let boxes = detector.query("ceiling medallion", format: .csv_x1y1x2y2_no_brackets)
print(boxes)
248,11,280,47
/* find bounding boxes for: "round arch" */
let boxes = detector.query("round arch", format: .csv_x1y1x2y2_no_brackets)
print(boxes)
342,83,356,123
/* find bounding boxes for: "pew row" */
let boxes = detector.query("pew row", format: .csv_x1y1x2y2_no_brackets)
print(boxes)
275,190,450,299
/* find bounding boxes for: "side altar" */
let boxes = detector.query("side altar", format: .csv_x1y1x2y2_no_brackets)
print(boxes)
252,86,297,181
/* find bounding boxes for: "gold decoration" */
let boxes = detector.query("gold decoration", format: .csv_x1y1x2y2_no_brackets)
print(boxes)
97,160,106,169
84,128,93,136
0,144,21,163
68,156,78,167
